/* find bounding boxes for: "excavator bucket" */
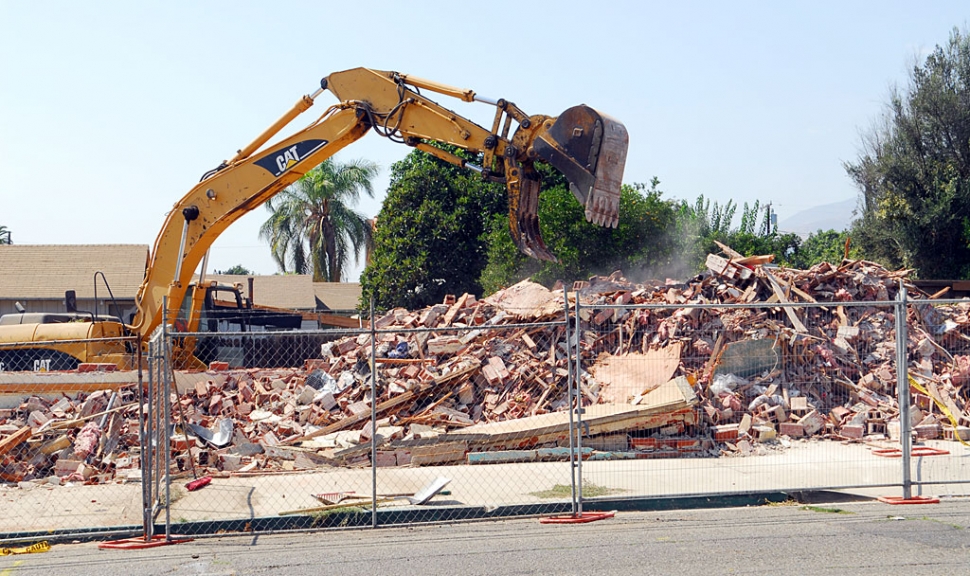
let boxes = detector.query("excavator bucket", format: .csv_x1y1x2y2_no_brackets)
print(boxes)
533,105,629,228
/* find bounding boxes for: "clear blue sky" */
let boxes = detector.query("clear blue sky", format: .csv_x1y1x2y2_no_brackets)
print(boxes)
1,2,967,280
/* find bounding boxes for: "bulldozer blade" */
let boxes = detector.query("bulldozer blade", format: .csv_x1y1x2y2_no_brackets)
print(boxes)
533,105,628,228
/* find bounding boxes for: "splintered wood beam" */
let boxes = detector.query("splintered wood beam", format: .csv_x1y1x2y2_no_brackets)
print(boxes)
763,270,808,333
0,426,31,457
714,240,744,260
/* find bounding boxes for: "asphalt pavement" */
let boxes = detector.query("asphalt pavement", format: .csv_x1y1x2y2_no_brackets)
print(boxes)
2,497,968,576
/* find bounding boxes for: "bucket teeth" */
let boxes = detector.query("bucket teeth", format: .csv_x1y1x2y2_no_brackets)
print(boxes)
509,167,557,262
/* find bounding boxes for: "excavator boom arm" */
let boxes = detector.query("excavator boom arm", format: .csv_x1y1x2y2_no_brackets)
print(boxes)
130,68,628,340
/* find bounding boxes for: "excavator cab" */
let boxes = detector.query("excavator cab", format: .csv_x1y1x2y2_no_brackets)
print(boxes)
514,105,629,261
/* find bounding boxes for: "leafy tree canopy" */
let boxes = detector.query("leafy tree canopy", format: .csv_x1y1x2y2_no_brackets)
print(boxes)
214,264,252,275
785,230,860,270
361,146,505,309
672,197,803,274
846,27,970,278
481,177,680,291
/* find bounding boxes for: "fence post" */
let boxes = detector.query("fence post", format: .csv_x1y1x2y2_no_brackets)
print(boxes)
895,282,912,499
563,288,578,515
162,297,173,540
139,335,152,541
572,296,585,516
370,295,378,529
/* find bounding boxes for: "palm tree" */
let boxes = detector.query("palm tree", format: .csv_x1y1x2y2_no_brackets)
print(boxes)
259,158,378,282
0,226,11,245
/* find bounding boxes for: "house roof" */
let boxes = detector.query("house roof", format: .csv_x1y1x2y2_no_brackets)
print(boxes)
0,245,148,299
313,282,362,311
0,244,329,311
200,274,317,310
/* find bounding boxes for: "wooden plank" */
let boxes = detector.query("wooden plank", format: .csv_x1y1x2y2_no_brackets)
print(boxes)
286,389,417,445
0,426,31,457
305,312,361,329
520,332,537,350
789,284,818,304
433,359,482,386
714,241,744,259
373,358,435,365
47,402,138,432
442,293,471,327
706,254,752,280
734,254,775,267
290,360,481,445
762,270,808,333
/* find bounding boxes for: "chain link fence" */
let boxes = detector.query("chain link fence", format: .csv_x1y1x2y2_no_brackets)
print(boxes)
904,298,970,497
2,289,969,544
575,291,970,509
0,336,144,539
151,293,579,533
576,299,899,502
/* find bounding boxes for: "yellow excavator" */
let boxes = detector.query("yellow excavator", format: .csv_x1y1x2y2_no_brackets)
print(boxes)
0,67,628,372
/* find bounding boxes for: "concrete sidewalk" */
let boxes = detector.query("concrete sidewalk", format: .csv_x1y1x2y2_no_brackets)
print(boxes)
2,439,968,540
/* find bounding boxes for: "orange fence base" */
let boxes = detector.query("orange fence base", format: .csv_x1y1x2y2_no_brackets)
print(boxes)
877,496,940,505
98,535,194,550
872,447,950,458
539,511,616,524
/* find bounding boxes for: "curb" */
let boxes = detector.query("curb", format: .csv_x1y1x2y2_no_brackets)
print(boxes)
0,490,871,546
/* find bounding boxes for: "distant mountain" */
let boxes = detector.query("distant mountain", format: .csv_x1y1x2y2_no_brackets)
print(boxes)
778,198,857,237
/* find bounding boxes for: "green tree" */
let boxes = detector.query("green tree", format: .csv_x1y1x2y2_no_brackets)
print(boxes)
0,226,11,245
846,27,970,278
723,201,802,266
673,198,802,272
259,157,378,282
361,147,505,309
481,177,680,291
214,264,252,275
672,195,738,277
787,229,860,270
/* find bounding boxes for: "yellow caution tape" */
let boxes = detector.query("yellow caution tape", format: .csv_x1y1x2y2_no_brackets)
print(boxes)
908,375,970,448
0,541,50,556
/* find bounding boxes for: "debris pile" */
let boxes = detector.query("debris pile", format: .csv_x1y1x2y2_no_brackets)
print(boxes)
577,253,970,454
0,389,140,484
2,251,970,483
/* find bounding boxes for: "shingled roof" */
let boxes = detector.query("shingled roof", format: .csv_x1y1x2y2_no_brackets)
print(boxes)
0,245,148,299
0,244,344,311
313,282,362,311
